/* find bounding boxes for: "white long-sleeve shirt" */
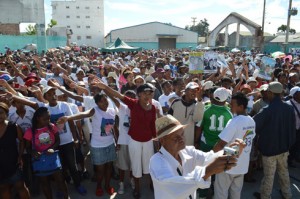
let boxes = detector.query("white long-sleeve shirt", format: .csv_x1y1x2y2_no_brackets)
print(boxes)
149,146,222,199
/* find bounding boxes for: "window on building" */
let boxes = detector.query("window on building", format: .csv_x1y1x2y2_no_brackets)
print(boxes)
66,16,70,18
97,6,100,9
86,36,92,39
85,6,90,9
66,6,69,9
67,25,70,28
77,26,81,28
76,6,80,9
77,16,80,18
53,6,56,10
86,26,90,29
86,16,90,19
77,36,81,40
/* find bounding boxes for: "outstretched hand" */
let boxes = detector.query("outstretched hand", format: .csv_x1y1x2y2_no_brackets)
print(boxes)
229,138,246,157
204,155,238,180
56,116,68,125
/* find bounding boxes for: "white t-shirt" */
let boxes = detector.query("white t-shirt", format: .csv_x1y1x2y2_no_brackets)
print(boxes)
158,92,174,108
168,93,180,106
152,99,163,116
117,103,130,145
83,95,116,111
91,107,115,148
44,102,74,145
8,107,34,133
218,115,256,175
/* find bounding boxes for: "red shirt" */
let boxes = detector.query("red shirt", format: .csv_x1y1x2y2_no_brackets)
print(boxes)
123,96,156,142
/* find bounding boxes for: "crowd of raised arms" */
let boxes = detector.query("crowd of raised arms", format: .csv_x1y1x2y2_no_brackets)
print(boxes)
0,46,299,199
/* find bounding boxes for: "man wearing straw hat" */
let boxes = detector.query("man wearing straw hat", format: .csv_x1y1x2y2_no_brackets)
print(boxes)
149,115,245,199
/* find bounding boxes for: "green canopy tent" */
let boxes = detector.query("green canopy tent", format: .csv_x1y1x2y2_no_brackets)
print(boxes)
101,38,142,52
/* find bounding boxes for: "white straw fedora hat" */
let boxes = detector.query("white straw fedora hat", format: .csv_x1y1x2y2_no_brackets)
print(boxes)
154,115,188,140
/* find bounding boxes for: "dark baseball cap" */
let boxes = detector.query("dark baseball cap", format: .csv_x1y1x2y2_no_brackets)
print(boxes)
137,83,155,94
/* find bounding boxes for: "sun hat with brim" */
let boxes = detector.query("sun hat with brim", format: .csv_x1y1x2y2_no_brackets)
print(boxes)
267,82,283,94
154,114,188,140
289,86,300,97
42,86,57,95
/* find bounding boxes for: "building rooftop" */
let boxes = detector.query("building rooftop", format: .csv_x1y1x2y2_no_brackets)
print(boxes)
270,33,300,43
105,21,198,38
230,31,273,37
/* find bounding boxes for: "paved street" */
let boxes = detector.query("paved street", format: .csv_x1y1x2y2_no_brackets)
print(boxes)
33,156,300,199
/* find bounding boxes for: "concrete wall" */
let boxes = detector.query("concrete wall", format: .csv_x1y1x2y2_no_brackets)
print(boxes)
0,35,67,53
0,0,45,25
264,43,300,54
52,0,104,48
106,22,198,46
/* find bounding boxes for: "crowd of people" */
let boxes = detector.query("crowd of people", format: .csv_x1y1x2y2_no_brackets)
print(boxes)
0,46,299,199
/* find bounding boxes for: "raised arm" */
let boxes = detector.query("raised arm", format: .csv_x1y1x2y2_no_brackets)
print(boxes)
57,108,95,124
92,77,124,101
48,79,84,102
7,57,26,80
10,93,39,110
33,55,46,78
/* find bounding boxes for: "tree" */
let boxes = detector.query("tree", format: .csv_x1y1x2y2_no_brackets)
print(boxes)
25,24,37,35
277,24,296,34
185,18,209,36
48,19,58,28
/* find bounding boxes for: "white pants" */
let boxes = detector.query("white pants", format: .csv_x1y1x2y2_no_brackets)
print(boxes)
214,172,244,199
128,137,154,178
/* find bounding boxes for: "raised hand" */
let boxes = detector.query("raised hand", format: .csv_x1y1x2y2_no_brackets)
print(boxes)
56,116,68,125
48,79,60,88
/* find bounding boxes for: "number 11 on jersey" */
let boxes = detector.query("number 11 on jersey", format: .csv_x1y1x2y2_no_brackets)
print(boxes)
209,115,225,131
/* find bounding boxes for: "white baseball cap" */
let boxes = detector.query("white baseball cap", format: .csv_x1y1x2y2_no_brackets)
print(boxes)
289,86,300,97
203,81,214,91
164,65,171,70
132,67,141,74
213,87,230,102
185,82,199,90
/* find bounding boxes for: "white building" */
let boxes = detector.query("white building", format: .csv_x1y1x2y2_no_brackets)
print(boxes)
105,22,198,50
51,0,104,48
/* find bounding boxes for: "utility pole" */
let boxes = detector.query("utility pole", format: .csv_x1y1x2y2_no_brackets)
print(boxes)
284,0,293,53
262,0,266,34
191,17,197,26
261,0,266,52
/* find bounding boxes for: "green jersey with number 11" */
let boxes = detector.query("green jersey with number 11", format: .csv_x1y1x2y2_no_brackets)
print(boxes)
199,104,233,147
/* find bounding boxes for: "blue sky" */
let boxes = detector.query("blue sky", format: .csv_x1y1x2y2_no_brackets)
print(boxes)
41,0,300,35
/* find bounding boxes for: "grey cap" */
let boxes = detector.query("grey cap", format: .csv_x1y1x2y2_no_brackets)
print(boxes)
267,82,283,94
